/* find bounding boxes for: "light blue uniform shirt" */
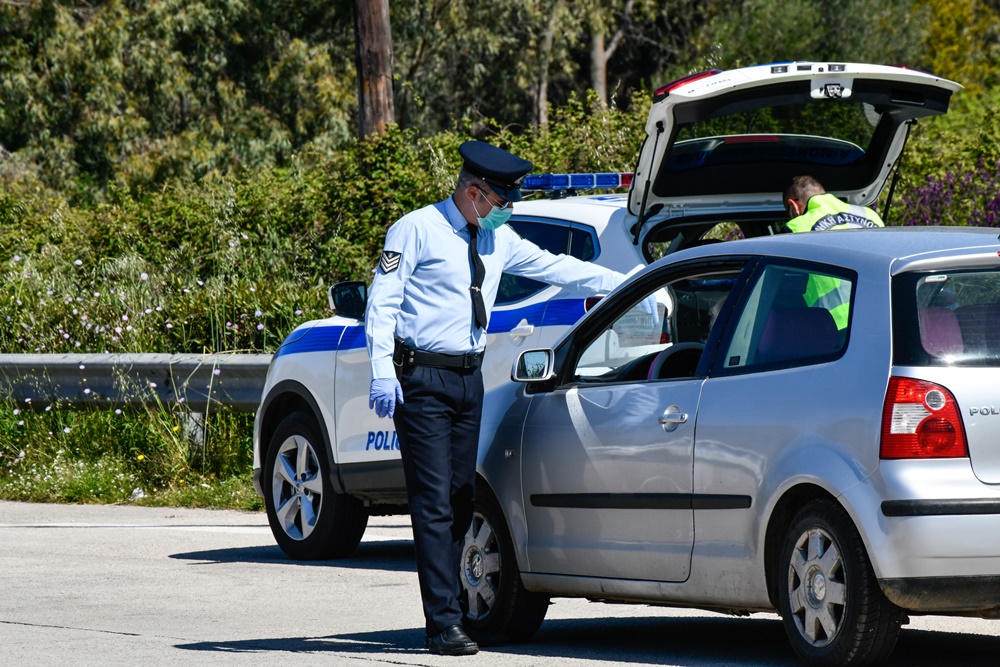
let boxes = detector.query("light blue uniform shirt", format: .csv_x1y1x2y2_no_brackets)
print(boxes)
366,196,625,380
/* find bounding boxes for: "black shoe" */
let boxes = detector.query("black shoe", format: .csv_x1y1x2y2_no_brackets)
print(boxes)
425,624,479,656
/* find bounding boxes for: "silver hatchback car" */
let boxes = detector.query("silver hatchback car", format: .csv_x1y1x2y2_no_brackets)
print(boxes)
464,227,1000,666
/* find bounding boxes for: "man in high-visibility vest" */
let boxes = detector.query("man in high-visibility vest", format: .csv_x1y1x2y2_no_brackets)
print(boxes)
782,175,883,328
783,174,884,232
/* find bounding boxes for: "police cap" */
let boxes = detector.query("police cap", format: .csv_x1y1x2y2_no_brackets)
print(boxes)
459,140,533,202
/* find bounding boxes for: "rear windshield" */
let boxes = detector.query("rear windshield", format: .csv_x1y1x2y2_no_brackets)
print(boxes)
671,102,878,168
893,270,1000,367
656,80,889,198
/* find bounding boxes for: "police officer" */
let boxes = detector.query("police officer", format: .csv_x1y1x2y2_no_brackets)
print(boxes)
783,175,882,329
783,174,884,232
365,141,647,655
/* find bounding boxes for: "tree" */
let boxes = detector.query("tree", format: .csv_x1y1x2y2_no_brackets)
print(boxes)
587,0,635,107
693,0,925,71
0,0,958,199
0,0,359,194
918,0,1000,94
353,0,395,136
535,0,563,127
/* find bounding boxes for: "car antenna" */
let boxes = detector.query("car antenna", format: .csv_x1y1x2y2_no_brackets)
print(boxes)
633,120,665,246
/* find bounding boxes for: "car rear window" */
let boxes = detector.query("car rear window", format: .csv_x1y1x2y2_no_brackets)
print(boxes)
893,270,1000,367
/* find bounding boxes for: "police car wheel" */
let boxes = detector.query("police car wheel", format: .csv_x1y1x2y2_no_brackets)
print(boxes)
263,411,368,560
777,499,902,666
461,486,549,645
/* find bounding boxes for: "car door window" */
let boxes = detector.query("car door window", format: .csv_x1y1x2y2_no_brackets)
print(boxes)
497,219,598,305
573,270,740,382
721,262,852,372
568,225,597,262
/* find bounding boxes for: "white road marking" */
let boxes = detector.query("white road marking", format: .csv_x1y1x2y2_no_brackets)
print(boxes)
0,523,409,541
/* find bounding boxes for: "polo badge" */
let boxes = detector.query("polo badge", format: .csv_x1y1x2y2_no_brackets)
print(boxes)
379,251,402,274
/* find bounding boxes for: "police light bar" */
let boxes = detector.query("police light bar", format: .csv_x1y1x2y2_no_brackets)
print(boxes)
521,173,634,191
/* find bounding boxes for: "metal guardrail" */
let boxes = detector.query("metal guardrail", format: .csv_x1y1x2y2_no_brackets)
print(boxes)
0,354,272,413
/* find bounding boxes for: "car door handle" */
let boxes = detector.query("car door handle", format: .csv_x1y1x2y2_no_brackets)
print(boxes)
509,320,535,338
658,413,689,424
658,406,688,432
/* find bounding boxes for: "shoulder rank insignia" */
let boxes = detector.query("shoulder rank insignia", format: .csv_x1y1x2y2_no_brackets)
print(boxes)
379,251,401,274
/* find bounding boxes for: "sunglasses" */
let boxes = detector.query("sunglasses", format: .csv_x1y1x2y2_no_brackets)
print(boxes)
479,184,511,211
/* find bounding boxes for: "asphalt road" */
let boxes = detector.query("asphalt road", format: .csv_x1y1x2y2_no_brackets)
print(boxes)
2,500,999,667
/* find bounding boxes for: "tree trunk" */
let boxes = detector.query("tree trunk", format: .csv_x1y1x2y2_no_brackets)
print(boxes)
353,0,395,137
590,12,607,107
536,0,564,129
590,0,634,108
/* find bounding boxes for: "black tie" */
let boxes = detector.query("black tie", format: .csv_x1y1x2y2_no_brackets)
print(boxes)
468,224,488,330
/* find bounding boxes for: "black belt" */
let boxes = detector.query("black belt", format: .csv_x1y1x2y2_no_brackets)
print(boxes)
394,340,483,371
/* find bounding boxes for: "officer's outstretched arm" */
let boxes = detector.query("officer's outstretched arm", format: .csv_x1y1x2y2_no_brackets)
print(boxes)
502,232,624,295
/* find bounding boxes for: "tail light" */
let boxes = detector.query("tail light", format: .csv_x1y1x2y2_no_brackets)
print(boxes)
584,296,604,312
880,377,968,459
653,69,721,100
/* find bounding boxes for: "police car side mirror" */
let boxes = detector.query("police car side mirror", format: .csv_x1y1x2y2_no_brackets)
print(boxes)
329,281,368,320
512,349,555,382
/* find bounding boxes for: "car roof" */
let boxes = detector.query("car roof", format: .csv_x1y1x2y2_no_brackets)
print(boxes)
652,227,1000,276
513,194,628,232
515,193,627,213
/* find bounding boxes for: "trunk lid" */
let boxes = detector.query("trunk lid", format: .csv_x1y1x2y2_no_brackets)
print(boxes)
628,62,962,243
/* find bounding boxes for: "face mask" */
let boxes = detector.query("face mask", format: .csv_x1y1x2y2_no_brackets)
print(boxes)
479,206,512,230
473,191,513,230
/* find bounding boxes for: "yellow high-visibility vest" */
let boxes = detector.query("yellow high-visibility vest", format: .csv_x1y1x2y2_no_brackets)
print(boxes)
787,193,884,232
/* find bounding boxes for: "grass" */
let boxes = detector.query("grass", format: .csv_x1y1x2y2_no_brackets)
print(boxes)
0,406,265,510
0,454,267,510
132,475,265,511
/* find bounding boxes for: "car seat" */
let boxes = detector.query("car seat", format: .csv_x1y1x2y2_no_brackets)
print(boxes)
756,307,840,364
918,306,964,357
955,304,1000,355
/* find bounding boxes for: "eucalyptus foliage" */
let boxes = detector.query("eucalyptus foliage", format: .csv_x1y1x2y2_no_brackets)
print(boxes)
0,0,358,195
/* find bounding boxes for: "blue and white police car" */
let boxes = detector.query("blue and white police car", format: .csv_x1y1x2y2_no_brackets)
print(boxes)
252,62,960,562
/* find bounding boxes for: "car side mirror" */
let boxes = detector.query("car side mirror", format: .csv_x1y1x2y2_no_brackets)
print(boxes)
329,281,368,320
512,349,555,382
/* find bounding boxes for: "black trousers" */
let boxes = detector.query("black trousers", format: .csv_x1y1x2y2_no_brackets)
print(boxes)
393,363,484,635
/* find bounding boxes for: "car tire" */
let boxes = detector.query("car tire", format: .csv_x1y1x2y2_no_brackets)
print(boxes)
777,499,903,666
461,486,549,645
264,411,368,560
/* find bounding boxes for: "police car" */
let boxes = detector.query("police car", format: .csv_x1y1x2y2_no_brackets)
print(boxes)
252,62,960,565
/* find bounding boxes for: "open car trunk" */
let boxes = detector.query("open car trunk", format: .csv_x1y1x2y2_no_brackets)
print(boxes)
627,62,962,257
